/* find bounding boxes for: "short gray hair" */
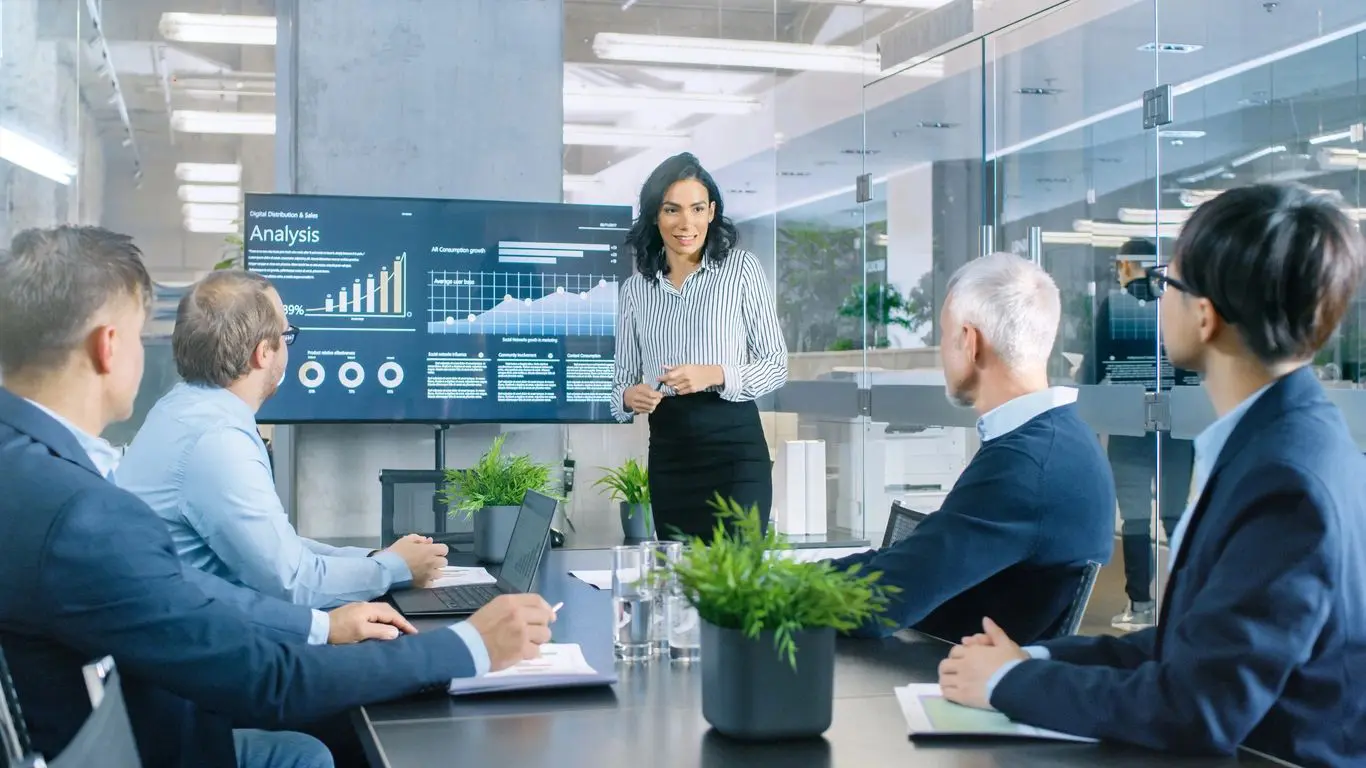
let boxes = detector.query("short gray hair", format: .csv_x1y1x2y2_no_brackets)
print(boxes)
173,270,281,388
0,226,152,377
944,253,1061,370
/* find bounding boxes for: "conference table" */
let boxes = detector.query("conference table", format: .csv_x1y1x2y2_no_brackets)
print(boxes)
360,548,1281,768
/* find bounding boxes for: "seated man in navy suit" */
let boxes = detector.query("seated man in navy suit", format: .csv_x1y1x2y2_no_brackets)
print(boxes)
832,253,1114,644
0,226,557,768
940,183,1366,766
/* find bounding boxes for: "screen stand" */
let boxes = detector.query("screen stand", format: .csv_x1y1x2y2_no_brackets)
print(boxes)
434,424,449,470
432,425,449,535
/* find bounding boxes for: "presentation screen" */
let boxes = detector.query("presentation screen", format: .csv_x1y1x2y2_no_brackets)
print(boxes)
242,193,633,424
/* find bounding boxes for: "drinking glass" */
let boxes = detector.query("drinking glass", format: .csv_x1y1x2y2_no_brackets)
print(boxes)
611,544,650,662
643,541,682,656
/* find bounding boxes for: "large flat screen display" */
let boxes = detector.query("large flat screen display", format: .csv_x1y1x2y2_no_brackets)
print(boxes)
243,193,633,424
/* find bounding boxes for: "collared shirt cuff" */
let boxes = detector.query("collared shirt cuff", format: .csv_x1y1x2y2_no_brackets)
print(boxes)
719,364,743,400
449,621,490,676
985,659,1024,708
307,609,330,645
332,545,374,558
984,648,1049,707
371,550,413,586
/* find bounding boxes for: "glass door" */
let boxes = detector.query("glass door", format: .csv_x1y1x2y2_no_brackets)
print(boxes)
985,0,1165,634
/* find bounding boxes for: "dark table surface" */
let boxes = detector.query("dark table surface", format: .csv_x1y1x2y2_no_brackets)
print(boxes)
360,549,1279,768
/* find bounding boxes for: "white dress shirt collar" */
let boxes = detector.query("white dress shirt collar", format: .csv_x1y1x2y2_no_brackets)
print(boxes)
976,386,1079,443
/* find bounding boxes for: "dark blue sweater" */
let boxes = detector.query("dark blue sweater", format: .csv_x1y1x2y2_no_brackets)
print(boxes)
835,403,1115,644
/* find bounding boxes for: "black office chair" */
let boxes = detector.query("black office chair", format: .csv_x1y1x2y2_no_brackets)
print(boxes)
1048,560,1103,638
882,500,929,548
2,652,142,768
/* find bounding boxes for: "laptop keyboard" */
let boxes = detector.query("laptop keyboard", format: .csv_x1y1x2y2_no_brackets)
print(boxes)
431,584,502,612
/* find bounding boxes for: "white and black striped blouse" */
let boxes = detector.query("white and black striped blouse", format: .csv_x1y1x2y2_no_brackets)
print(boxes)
611,248,788,423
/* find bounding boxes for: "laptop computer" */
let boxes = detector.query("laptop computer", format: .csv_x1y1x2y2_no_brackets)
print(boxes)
391,489,557,617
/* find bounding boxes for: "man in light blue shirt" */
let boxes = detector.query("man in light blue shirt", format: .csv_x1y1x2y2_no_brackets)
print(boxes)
117,270,448,609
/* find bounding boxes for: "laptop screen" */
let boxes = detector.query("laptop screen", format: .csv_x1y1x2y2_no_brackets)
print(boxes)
498,490,556,592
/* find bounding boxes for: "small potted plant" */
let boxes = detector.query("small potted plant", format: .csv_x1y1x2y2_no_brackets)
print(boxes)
442,434,557,563
672,495,896,741
593,458,654,540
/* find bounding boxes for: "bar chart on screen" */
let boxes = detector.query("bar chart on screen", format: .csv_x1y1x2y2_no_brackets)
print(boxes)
308,252,409,318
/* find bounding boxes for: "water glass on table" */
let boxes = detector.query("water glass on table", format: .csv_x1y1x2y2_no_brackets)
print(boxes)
643,541,682,656
611,544,651,662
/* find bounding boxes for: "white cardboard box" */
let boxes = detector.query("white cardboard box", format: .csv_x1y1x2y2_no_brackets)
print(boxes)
804,439,827,536
773,440,808,536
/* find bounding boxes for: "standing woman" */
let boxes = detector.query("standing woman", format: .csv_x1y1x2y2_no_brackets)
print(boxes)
610,152,788,540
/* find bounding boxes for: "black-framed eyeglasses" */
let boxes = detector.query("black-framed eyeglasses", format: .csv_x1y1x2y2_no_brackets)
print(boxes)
1142,264,1196,301
282,325,299,346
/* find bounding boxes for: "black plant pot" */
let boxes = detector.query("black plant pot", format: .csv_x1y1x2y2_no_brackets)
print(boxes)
620,502,655,540
700,620,836,741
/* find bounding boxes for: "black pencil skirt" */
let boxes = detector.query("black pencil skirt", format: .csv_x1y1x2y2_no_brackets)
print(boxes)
647,392,771,541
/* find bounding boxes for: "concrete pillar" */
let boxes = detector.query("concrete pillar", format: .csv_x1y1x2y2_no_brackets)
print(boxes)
275,0,603,540
884,164,934,348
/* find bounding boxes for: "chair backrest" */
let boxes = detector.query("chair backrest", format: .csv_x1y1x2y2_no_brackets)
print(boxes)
1,645,36,768
2,654,141,768
882,500,929,548
1050,560,1103,638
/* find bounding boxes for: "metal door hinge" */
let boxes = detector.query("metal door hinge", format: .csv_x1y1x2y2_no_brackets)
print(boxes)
857,388,872,417
1144,391,1171,432
1143,84,1174,129
855,173,872,203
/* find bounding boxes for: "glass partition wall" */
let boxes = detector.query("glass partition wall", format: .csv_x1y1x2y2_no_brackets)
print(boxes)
763,0,1366,635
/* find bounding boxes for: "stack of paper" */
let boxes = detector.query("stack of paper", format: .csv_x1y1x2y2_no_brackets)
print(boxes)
568,570,614,591
447,644,615,695
429,566,496,589
895,684,1096,743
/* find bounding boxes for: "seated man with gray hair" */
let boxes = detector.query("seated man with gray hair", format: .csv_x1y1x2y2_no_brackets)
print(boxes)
833,253,1114,644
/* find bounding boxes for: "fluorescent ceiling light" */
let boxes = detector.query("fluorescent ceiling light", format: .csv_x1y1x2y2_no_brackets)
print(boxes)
1073,220,1182,239
0,126,77,184
563,174,601,191
564,124,690,149
1117,207,1194,225
176,162,242,183
1157,130,1206,139
184,218,239,234
1320,148,1366,170
159,13,276,46
1041,231,1131,248
171,110,275,135
593,32,881,75
1176,166,1229,185
178,184,241,204
564,86,760,116
1229,145,1286,167
181,203,240,220
808,0,975,6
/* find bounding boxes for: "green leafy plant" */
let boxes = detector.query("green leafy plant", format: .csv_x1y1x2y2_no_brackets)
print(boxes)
441,434,557,517
671,495,898,669
214,223,245,270
594,458,650,509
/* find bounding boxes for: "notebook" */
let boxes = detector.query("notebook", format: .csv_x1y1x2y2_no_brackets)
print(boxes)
447,644,617,696
895,684,1097,743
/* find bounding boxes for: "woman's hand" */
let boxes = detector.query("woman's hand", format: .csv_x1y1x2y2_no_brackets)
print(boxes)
624,383,664,414
658,365,724,395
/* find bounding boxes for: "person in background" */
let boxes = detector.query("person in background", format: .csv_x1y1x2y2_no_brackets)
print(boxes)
610,152,788,539
830,253,1114,644
116,270,448,609
0,226,557,768
940,183,1366,766
1082,236,1196,630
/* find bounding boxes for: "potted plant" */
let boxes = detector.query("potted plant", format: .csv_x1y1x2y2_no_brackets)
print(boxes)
672,495,896,741
442,434,557,563
593,458,654,540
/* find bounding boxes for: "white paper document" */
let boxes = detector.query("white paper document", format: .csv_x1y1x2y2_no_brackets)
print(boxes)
447,644,614,695
428,566,496,589
895,684,1097,743
568,569,615,590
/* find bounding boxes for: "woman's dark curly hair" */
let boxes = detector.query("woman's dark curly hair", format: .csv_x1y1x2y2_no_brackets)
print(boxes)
626,152,739,282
